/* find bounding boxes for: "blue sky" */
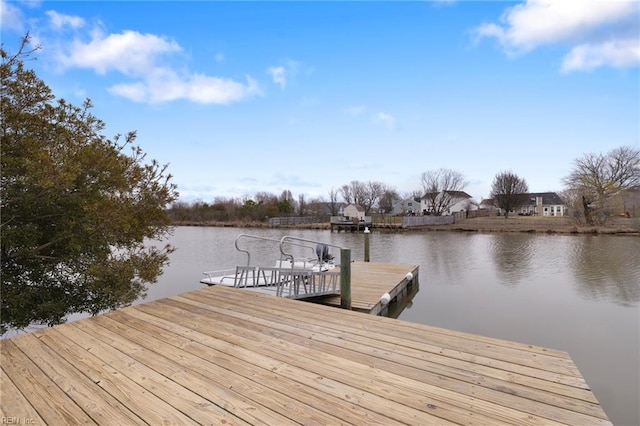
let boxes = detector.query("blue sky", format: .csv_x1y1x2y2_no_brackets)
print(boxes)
2,0,639,203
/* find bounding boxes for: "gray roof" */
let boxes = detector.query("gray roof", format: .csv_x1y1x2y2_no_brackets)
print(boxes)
422,191,472,200
527,192,564,205
481,192,565,207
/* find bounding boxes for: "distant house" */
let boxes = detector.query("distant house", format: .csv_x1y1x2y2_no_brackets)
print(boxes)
392,197,421,215
483,192,566,216
525,192,566,216
343,204,366,221
420,191,477,216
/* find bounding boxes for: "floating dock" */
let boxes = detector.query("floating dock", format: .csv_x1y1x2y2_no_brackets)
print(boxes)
1,277,611,424
232,261,419,316
322,261,419,315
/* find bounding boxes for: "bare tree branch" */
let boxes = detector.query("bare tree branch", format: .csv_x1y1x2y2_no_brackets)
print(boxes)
563,146,640,225
490,171,529,219
420,168,468,216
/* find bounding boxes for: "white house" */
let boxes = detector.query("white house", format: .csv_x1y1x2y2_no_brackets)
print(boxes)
420,191,477,216
343,204,366,220
481,192,566,216
392,197,421,215
523,192,566,216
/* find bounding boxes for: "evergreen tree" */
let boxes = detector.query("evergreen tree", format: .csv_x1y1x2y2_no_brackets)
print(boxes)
1,36,179,332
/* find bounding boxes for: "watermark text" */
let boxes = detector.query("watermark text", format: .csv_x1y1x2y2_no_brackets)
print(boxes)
1,417,36,424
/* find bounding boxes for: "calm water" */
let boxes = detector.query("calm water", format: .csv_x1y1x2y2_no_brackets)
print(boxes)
37,227,640,425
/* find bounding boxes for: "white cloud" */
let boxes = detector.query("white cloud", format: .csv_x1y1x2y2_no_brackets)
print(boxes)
561,39,640,72
374,112,397,130
47,23,261,104
267,60,300,89
0,0,25,32
56,29,181,76
186,74,261,104
108,68,262,104
475,0,636,52
108,82,147,103
45,10,85,30
268,66,287,89
474,0,639,71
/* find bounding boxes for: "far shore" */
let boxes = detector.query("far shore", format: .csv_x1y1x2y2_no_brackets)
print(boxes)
429,217,639,235
172,216,640,235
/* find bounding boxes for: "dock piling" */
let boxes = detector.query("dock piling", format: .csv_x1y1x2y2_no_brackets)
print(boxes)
340,248,351,309
364,227,370,262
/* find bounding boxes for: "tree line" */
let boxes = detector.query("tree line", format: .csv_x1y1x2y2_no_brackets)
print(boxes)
166,170,469,223
167,182,406,223
169,146,640,226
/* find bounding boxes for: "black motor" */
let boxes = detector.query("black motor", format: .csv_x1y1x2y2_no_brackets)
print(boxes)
315,243,333,262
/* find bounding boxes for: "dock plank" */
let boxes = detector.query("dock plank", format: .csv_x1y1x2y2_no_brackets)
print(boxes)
11,333,145,425
108,308,410,426
69,317,280,426
87,313,340,425
44,323,246,425
291,261,420,314
145,297,526,425
135,299,458,425
185,288,599,403
144,295,572,425
1,339,97,425
0,262,611,425
169,290,608,424
0,367,46,425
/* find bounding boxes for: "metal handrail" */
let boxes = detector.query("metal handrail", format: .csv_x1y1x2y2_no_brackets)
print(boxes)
202,234,352,308
234,234,338,268
279,235,343,267
234,234,281,267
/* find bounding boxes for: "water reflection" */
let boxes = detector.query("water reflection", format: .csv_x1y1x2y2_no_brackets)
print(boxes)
385,281,419,319
569,235,640,306
414,233,482,286
489,233,534,287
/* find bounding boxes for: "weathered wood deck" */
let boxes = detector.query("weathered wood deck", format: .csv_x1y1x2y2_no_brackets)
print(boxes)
242,261,419,315
322,261,419,315
1,285,610,425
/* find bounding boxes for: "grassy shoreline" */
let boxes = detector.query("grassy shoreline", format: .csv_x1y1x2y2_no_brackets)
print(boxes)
430,217,640,235
172,216,640,235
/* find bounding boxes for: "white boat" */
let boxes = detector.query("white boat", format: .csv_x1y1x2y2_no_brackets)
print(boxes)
201,234,342,299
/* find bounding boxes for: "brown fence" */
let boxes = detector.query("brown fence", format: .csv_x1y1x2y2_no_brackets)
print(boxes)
403,216,455,227
268,216,328,226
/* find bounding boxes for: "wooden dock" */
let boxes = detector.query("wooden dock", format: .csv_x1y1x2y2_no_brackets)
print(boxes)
1,284,611,425
207,261,419,316
322,261,419,315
